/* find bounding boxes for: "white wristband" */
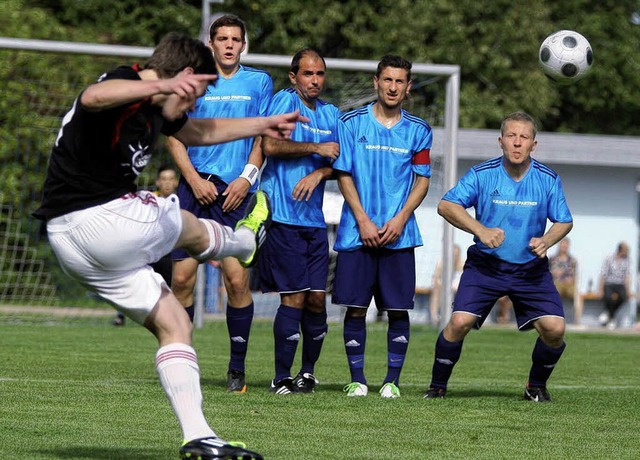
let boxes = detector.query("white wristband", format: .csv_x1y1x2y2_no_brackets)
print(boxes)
239,164,260,186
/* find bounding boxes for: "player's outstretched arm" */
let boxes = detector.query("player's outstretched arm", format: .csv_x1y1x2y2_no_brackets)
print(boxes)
81,71,216,112
176,111,310,147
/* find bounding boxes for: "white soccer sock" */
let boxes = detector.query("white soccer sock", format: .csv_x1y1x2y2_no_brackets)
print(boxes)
193,219,254,262
155,343,216,441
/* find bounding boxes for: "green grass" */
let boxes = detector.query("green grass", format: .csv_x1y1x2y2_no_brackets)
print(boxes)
1,316,639,459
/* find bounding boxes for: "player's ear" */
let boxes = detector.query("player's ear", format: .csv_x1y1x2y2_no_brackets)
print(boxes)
406,79,413,94
288,71,296,85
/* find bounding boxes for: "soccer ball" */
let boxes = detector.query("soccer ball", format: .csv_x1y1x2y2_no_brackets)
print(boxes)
539,30,593,83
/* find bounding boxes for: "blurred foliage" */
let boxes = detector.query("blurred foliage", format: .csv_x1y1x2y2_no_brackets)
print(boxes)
4,0,637,134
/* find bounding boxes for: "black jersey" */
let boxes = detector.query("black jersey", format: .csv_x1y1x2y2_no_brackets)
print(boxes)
33,66,188,220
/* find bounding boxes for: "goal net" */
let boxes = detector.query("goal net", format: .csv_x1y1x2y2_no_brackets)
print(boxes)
0,38,459,325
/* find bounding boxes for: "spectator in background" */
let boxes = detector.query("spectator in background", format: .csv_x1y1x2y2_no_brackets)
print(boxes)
258,48,340,395
166,14,274,394
549,237,577,301
598,241,631,330
430,244,465,326
114,164,179,326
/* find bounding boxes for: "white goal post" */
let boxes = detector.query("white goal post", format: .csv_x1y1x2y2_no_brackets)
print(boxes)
0,36,460,330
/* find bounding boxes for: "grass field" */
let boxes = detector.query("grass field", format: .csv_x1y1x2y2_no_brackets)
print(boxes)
1,314,639,459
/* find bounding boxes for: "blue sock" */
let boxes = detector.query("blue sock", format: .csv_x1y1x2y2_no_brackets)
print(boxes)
528,338,566,387
300,310,328,375
273,305,302,382
344,314,367,384
430,331,463,389
384,312,410,386
185,305,195,323
226,303,254,372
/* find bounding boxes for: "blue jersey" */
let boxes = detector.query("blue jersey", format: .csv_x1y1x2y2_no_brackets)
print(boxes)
333,103,433,251
260,88,340,227
186,65,273,191
442,156,573,264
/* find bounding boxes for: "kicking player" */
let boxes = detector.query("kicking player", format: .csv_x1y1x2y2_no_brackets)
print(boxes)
332,55,433,399
33,32,306,460
258,48,340,394
166,14,273,394
424,111,572,402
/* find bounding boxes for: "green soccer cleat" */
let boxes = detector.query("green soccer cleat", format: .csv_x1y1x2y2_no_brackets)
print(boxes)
235,191,272,268
379,382,400,399
180,436,264,460
343,382,368,397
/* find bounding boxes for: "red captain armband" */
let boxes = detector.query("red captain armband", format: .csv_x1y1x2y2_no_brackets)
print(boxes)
412,148,431,165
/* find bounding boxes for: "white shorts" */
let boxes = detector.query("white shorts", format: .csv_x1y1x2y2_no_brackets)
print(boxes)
47,191,183,324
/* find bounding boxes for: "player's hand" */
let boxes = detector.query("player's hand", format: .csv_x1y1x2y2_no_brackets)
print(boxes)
222,177,250,212
529,237,549,258
359,219,381,248
315,142,340,161
478,227,505,248
160,71,217,98
378,215,406,246
189,175,219,205
261,110,311,140
292,171,322,202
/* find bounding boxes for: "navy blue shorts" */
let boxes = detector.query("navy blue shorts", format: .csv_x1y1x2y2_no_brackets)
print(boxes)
454,246,564,330
172,174,250,261
257,222,329,294
332,247,415,311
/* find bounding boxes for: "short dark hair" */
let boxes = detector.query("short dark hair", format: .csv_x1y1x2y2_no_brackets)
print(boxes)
144,32,216,78
501,112,538,138
209,14,246,42
290,48,326,75
375,55,412,81
156,163,177,178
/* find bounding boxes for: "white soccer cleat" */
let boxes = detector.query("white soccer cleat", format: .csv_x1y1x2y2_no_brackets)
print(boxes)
379,382,400,399
343,382,368,397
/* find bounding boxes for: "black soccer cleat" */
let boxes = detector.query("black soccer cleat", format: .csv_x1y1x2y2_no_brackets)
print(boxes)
180,437,264,460
423,387,446,399
523,385,552,402
269,377,300,395
292,372,319,393
226,370,247,394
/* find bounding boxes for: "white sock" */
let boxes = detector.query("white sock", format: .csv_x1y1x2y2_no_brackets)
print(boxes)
193,219,254,262
155,343,216,441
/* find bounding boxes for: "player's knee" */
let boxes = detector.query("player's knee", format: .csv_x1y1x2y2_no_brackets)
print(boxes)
446,313,474,339
346,307,367,319
305,293,326,314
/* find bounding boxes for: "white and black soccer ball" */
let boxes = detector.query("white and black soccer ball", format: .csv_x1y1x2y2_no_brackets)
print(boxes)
539,30,593,83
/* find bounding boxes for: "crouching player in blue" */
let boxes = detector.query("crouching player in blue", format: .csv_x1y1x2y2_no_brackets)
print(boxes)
424,111,573,402
333,55,432,399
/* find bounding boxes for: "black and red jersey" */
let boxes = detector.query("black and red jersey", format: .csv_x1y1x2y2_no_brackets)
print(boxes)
33,66,187,220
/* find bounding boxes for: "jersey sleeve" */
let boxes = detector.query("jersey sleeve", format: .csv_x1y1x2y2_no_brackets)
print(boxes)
547,175,573,223
333,117,354,173
442,168,479,208
161,115,188,136
259,74,274,116
267,90,295,116
411,126,433,178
